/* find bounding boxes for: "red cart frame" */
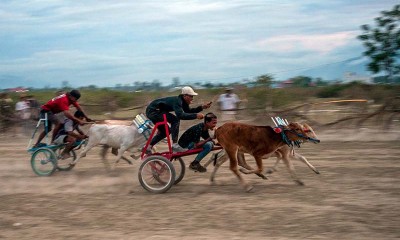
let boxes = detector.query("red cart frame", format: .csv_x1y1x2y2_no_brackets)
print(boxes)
138,114,222,193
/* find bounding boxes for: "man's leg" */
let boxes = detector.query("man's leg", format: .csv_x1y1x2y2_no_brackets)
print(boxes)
51,123,61,143
61,136,74,159
166,113,179,143
194,141,214,163
189,141,214,172
147,112,166,147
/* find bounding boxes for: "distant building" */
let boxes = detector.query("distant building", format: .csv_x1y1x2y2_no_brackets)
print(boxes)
6,87,29,93
342,72,373,84
272,79,294,88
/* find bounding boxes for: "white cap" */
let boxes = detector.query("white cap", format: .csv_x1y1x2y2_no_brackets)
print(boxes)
181,86,198,96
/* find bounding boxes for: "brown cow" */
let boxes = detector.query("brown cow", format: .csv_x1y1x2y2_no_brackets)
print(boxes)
204,123,320,184
215,122,320,191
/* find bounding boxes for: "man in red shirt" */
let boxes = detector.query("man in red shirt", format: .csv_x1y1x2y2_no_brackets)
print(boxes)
33,90,92,148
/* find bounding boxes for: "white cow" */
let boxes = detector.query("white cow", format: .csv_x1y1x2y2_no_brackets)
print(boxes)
71,123,147,169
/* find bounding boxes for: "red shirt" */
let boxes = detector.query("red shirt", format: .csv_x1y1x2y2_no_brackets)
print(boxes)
41,94,80,114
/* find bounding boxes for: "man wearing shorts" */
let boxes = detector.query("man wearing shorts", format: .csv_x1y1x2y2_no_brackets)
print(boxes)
53,110,88,159
33,90,91,148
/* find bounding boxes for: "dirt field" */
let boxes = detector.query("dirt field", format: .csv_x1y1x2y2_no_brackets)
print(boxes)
0,130,399,240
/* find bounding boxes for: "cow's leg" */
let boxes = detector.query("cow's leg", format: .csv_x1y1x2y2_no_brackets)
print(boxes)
111,146,128,170
71,141,96,166
111,147,133,164
266,151,282,174
293,152,319,174
238,153,268,180
203,149,222,168
226,147,253,192
281,155,304,185
209,151,229,183
237,152,251,169
239,154,268,179
100,145,112,171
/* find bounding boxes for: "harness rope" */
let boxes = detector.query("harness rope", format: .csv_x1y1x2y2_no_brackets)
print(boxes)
274,125,320,148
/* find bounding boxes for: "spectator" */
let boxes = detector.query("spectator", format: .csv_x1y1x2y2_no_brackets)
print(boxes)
0,93,14,133
26,96,40,120
217,87,241,122
15,95,31,136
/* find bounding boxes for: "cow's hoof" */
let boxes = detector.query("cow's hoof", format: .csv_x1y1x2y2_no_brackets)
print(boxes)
314,169,320,174
266,167,277,174
256,173,268,180
295,180,304,186
245,185,254,192
209,178,216,184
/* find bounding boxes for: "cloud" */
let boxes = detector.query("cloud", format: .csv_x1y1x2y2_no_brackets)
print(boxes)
256,31,358,54
0,0,399,88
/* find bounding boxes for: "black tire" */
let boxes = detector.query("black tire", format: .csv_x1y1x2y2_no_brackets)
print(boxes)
138,155,176,194
31,148,57,176
55,148,76,171
172,157,185,185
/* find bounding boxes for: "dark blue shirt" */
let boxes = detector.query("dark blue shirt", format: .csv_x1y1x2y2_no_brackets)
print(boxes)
178,123,210,148
146,95,203,120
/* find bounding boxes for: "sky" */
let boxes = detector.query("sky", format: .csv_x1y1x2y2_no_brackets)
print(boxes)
0,0,398,89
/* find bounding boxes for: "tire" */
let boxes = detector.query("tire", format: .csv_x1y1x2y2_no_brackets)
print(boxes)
55,148,76,171
138,155,176,194
172,157,185,185
31,148,57,176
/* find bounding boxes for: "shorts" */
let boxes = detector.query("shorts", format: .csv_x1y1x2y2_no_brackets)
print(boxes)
40,110,65,132
53,134,67,145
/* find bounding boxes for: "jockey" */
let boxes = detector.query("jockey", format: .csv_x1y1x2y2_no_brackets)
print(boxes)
145,86,212,153
33,90,92,148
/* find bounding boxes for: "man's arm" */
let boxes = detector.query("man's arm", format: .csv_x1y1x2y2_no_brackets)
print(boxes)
73,102,93,122
194,138,213,148
75,126,88,138
67,130,87,140
63,110,85,125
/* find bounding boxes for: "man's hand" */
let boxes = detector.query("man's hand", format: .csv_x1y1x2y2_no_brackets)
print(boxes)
86,117,94,122
202,101,212,109
78,120,86,126
78,134,87,140
196,113,204,119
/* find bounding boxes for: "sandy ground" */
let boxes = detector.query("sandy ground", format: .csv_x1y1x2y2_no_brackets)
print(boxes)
0,129,399,240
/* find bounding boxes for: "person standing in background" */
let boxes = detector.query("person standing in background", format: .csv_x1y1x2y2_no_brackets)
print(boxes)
15,95,31,136
217,87,241,122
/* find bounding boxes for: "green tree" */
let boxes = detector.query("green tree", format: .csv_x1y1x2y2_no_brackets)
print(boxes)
357,4,400,82
172,77,180,87
291,76,312,87
255,74,274,88
314,77,328,87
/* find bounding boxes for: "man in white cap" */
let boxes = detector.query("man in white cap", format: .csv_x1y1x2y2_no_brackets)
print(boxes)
145,86,212,152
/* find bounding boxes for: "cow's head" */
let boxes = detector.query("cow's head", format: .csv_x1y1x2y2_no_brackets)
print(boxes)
285,122,320,144
301,122,318,142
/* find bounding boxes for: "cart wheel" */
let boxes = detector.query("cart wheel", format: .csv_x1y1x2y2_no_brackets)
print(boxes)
138,155,176,194
31,148,57,176
173,157,185,185
55,147,76,171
